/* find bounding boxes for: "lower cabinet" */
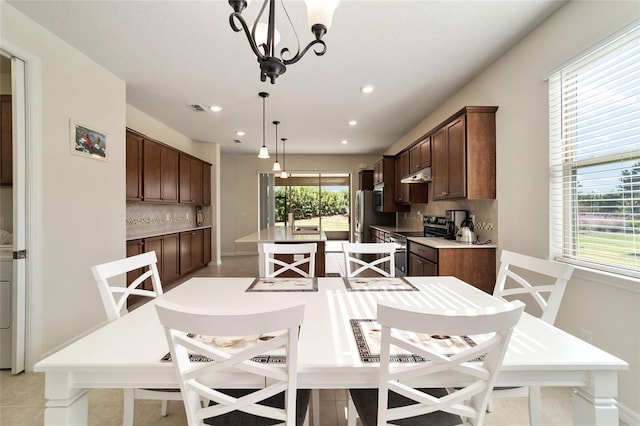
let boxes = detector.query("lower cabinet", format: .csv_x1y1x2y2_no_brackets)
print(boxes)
126,227,212,306
408,241,496,294
180,229,204,274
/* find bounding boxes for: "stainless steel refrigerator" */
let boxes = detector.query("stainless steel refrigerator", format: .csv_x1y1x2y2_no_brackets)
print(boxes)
354,190,396,242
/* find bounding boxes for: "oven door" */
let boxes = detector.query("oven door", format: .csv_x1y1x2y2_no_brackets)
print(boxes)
389,234,407,277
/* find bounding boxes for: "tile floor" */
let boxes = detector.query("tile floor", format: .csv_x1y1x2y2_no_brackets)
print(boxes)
0,251,614,425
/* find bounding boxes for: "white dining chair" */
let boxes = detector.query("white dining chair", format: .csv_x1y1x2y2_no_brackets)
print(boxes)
342,242,396,277
154,298,309,426
348,299,525,426
262,242,317,277
489,249,575,426
91,251,183,426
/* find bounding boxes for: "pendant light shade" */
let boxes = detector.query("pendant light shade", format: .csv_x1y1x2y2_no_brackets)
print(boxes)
279,137,288,178
272,120,282,171
257,92,270,159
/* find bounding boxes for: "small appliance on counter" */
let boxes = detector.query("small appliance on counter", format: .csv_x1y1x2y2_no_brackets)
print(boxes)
445,209,467,240
456,218,477,244
423,216,448,237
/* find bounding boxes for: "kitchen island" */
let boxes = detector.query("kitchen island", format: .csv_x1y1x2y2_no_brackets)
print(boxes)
236,227,327,277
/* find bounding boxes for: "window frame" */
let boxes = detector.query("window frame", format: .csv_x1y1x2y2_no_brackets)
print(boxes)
549,22,640,280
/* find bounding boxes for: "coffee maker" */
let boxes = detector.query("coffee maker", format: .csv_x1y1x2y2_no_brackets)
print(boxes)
445,209,467,240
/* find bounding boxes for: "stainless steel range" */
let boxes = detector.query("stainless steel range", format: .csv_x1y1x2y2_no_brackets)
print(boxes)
389,230,424,277
390,216,448,277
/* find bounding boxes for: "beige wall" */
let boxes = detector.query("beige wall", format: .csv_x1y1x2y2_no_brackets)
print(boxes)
221,153,379,255
1,2,127,357
388,1,640,419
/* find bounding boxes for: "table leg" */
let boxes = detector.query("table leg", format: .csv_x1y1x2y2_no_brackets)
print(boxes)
572,371,620,425
43,372,89,425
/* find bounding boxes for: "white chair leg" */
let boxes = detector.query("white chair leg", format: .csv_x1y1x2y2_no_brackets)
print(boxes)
347,394,357,426
312,389,320,426
123,389,135,426
528,386,542,426
160,399,169,416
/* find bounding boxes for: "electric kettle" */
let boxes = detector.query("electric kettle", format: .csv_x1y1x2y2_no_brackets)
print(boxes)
456,218,476,244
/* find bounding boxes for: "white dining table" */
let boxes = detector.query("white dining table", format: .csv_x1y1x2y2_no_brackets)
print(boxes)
34,276,628,425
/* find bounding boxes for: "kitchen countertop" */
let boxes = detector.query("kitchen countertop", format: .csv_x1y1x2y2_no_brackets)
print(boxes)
126,225,212,241
370,225,497,249
407,236,497,249
236,226,327,243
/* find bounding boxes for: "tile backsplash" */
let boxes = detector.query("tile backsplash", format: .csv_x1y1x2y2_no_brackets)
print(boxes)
126,204,213,237
397,199,498,244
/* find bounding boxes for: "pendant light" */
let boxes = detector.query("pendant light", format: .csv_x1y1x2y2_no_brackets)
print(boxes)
257,92,270,159
280,137,288,179
272,120,282,172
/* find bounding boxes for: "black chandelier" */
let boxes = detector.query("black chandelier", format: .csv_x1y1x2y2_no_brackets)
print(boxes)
228,0,340,84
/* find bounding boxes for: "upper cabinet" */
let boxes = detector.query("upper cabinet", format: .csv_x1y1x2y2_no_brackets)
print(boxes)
143,138,179,203
126,131,143,201
431,106,497,201
409,136,431,173
394,151,410,203
126,128,212,205
373,156,409,212
0,95,12,186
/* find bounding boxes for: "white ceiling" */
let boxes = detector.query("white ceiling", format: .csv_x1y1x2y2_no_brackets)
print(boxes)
8,0,564,155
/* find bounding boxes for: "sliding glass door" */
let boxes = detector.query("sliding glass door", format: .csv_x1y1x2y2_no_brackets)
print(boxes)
259,172,350,238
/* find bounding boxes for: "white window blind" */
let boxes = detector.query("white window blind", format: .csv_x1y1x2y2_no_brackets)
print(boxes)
549,23,640,278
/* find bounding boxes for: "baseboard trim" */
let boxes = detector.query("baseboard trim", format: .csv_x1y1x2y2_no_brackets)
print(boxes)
619,401,640,426
221,251,257,257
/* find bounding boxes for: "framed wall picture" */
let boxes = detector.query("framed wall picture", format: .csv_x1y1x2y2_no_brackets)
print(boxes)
69,119,107,160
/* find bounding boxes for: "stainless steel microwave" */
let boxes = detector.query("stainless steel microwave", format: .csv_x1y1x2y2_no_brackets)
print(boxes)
373,184,384,211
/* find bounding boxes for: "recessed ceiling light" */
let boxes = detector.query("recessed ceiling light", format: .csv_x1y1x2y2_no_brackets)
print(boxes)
210,105,223,112
360,85,375,94
348,120,358,126
236,131,245,136
341,140,349,145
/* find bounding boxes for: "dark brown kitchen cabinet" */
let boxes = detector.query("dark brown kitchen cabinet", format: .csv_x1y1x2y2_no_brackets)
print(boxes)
431,106,497,200
409,137,431,173
432,116,466,200
395,149,428,205
359,169,373,190
408,241,496,294
203,227,212,264
395,151,410,203
180,155,203,205
1,95,12,185
374,156,409,212
126,130,143,201
202,163,212,206
180,229,204,274
409,252,437,276
144,233,180,286
143,139,179,203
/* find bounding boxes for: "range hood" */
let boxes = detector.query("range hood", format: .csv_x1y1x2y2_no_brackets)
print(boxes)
400,167,432,183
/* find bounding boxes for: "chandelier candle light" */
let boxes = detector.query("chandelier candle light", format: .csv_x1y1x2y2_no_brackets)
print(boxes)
228,0,340,84
272,120,282,172
257,92,270,159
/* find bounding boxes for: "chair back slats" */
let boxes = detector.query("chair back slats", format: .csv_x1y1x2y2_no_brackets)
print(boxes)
262,242,317,278
91,251,162,322
494,250,574,324
155,299,305,426
375,299,525,426
342,242,396,277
